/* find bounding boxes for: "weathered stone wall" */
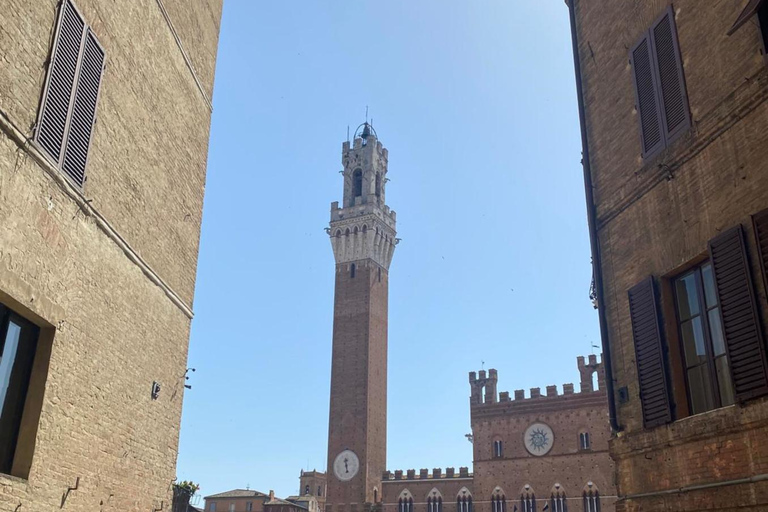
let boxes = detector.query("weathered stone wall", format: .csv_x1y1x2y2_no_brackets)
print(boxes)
0,0,221,509
574,0,768,509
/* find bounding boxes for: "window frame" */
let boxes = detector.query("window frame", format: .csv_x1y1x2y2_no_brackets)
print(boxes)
0,304,41,476
672,262,734,414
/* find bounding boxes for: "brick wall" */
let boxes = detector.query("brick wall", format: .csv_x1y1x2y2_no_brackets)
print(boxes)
0,0,221,509
573,0,768,509
327,260,389,510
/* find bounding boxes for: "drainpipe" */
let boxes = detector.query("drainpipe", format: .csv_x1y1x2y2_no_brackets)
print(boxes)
567,0,621,433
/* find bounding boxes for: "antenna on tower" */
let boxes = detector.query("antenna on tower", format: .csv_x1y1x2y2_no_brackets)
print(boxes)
347,125,350,143
365,105,369,124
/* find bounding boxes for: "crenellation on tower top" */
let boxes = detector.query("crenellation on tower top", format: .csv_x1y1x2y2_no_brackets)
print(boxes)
469,355,606,406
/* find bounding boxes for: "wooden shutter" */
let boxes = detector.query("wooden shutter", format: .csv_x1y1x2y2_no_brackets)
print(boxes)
36,0,86,164
628,277,672,427
709,226,768,401
650,7,690,144
630,35,664,158
753,209,768,298
61,30,105,187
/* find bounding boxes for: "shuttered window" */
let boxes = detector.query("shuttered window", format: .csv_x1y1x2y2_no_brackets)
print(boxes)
35,0,105,188
630,6,690,159
708,226,768,401
628,277,672,427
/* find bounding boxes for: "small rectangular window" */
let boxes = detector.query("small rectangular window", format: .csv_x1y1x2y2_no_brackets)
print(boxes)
247,503,253,512
579,432,591,451
209,503,217,512
229,503,235,512
35,0,105,188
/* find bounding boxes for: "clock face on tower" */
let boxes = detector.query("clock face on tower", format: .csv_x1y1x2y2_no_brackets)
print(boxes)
333,450,360,481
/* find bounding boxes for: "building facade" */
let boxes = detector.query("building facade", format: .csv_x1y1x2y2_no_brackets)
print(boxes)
0,0,221,510
382,357,616,512
325,123,398,512
568,0,768,509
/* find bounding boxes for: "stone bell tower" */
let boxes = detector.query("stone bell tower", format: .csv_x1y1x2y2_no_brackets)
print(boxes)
326,122,397,512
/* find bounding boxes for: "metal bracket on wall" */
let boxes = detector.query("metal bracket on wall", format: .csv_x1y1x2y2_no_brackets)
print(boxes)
60,477,80,508
153,500,165,511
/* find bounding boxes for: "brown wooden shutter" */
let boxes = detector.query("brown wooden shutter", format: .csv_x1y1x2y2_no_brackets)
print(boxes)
36,0,86,164
753,209,768,297
61,30,105,187
630,35,664,158
709,226,768,401
650,7,690,144
628,277,672,427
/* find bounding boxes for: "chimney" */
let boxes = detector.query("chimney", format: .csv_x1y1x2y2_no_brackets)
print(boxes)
269,490,275,501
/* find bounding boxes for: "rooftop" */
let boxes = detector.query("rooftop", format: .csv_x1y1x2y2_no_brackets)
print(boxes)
204,490,268,499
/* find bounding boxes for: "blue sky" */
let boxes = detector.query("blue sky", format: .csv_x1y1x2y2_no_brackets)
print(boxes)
176,0,599,501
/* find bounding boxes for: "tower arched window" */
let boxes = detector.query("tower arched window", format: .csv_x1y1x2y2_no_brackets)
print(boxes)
493,439,503,458
317,486,322,497
520,485,536,512
353,169,363,199
582,483,600,512
398,497,413,512
305,485,310,495
550,484,567,512
375,172,382,198
350,263,356,278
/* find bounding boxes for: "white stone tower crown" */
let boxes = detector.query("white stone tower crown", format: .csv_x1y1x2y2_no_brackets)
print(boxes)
329,124,397,269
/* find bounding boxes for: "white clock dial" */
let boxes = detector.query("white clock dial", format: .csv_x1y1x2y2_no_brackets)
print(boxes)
524,422,554,456
333,450,360,481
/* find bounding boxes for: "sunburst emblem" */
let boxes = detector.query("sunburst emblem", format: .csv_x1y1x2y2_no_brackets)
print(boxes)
529,427,549,451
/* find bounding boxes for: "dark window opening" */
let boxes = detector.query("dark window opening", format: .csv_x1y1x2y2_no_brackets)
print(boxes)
0,304,40,475
674,262,735,414
318,486,322,497
375,173,381,198
378,267,382,283
583,488,600,512
428,497,443,512
305,485,310,495
491,495,506,512
493,440,503,458
579,432,591,450
759,2,768,53
350,264,356,279
353,169,363,198
399,498,413,512
456,496,472,512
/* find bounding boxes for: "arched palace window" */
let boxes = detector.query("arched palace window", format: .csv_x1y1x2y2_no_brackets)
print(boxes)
520,485,536,512
550,484,567,512
399,491,413,512
427,490,443,512
583,483,600,512
491,488,506,512
456,488,472,512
